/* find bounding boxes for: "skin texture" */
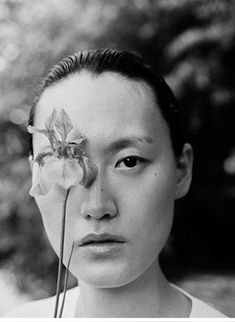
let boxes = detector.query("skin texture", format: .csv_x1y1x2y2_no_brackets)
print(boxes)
31,71,193,317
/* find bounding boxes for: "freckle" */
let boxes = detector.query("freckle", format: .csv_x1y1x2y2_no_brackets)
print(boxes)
154,173,157,176
101,188,104,192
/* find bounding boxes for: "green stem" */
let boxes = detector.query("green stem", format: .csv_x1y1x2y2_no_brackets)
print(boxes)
53,188,71,318
59,242,75,318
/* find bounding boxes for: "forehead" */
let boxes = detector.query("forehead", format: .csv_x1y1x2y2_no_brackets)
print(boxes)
34,71,170,151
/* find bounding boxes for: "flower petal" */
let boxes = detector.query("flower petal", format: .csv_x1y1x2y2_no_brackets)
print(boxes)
79,156,98,188
45,109,57,132
66,143,85,159
60,159,83,189
41,157,83,190
27,125,48,136
69,135,86,146
35,151,54,166
28,109,97,195
30,165,52,197
54,109,73,144
28,123,60,152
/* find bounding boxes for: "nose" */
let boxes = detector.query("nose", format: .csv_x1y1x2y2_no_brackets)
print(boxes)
80,175,117,220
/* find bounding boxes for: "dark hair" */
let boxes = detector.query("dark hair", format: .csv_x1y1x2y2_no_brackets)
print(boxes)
28,48,183,157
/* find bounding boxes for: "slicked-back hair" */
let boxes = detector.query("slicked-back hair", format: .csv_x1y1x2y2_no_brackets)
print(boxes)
28,48,183,157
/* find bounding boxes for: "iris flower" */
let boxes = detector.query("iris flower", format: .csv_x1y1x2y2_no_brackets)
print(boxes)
28,109,98,317
28,108,98,196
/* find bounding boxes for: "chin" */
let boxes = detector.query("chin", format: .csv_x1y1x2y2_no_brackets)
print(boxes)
72,262,140,288
80,276,127,288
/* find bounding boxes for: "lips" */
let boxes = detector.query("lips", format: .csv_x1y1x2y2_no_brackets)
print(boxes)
78,233,126,246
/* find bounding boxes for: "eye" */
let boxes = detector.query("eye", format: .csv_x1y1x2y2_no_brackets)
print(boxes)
116,156,146,169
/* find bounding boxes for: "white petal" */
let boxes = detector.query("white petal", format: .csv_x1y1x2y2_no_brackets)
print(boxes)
61,159,83,189
30,165,51,197
40,157,83,190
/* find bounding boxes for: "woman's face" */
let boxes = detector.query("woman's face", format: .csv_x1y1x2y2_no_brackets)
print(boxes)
32,71,185,287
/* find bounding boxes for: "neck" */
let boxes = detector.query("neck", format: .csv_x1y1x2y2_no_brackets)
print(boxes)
74,260,190,318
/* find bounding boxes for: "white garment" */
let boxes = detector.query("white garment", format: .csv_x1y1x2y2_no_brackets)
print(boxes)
2,284,227,318
171,283,227,318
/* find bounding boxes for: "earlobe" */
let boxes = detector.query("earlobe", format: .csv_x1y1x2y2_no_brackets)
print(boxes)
174,143,193,200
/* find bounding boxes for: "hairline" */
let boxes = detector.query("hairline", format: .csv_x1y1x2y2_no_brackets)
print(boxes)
28,49,184,158
34,69,161,125
33,70,176,163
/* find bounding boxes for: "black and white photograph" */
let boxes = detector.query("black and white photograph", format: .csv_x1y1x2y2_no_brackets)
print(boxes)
0,0,234,319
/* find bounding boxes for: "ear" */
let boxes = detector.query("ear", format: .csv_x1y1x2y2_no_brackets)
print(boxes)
174,143,193,200
28,155,33,172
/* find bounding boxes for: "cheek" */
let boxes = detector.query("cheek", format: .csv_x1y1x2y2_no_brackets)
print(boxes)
35,196,62,255
118,167,176,255
35,188,71,253
119,167,175,216
35,185,85,256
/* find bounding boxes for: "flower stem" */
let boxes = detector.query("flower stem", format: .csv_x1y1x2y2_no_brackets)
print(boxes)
59,242,75,318
53,188,71,318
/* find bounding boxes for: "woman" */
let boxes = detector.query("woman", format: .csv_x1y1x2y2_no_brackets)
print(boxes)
4,49,226,318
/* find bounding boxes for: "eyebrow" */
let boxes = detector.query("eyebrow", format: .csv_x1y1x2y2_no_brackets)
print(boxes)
105,135,154,153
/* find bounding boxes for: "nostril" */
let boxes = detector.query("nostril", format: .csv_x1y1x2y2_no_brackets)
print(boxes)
103,213,111,220
81,199,117,220
84,213,113,220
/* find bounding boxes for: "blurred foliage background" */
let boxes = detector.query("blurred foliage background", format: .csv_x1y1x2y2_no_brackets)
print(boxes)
0,0,235,316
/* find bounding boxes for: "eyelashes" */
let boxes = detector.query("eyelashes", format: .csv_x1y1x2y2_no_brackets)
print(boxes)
115,156,147,170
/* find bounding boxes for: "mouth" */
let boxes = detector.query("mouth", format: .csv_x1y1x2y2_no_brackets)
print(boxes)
78,233,126,247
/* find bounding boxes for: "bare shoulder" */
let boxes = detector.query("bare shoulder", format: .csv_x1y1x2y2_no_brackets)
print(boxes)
2,287,78,318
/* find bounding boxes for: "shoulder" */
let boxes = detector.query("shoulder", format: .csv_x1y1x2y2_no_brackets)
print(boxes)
2,286,78,318
171,283,227,318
